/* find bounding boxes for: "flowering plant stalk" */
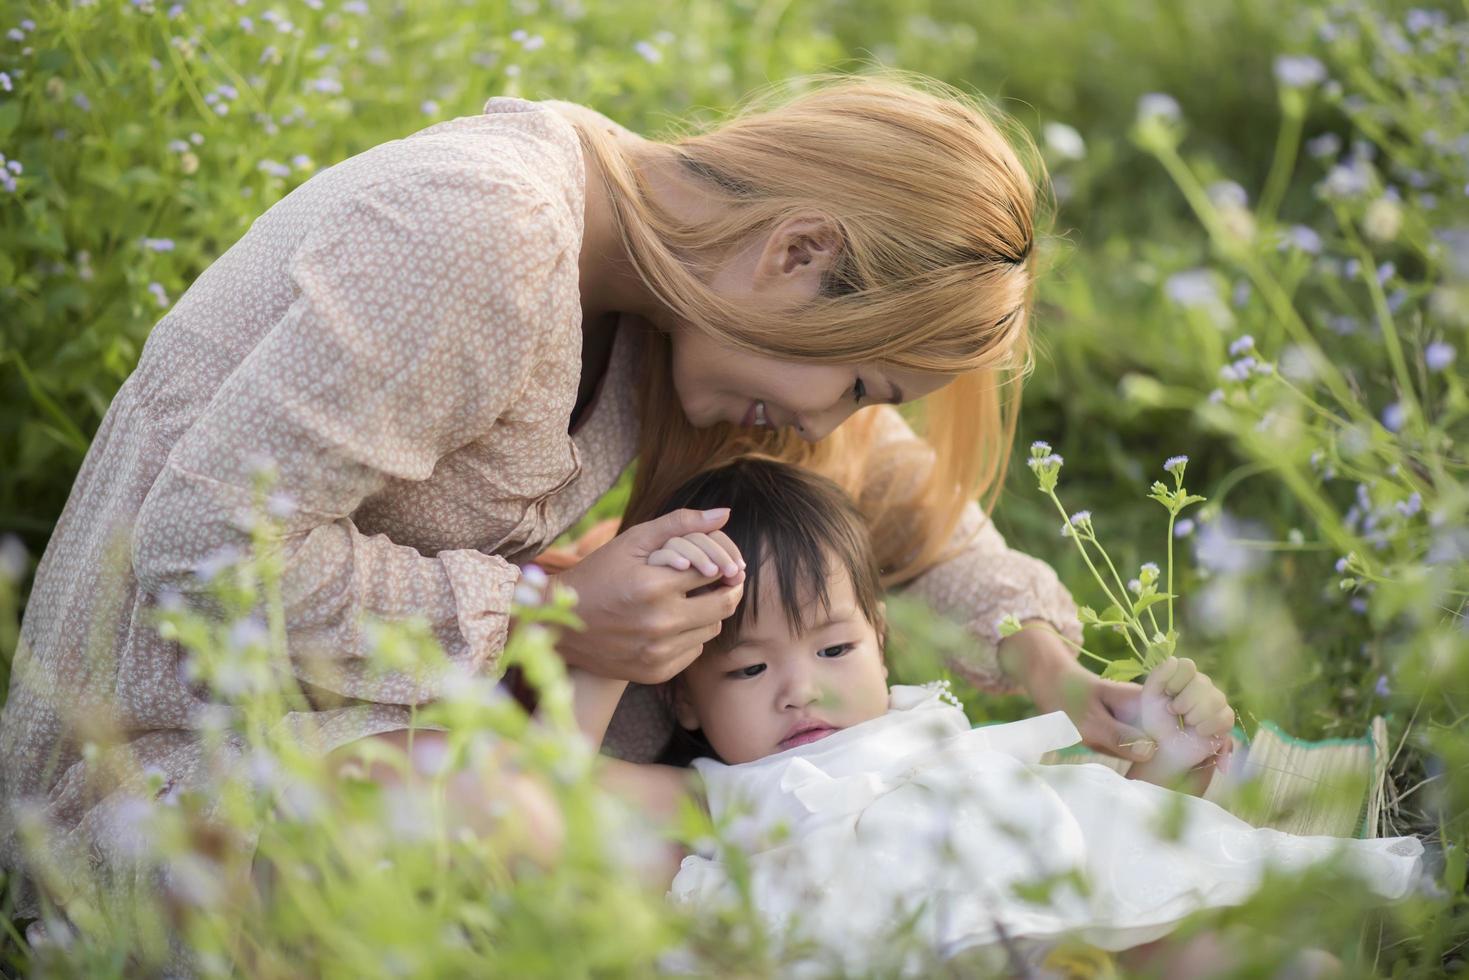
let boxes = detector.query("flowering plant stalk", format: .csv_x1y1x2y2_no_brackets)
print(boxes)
1000,445,1206,683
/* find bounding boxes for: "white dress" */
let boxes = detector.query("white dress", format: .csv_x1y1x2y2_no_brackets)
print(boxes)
669,684,1425,975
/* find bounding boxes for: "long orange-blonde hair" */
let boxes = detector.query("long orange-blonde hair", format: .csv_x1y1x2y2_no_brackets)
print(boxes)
569,71,1048,587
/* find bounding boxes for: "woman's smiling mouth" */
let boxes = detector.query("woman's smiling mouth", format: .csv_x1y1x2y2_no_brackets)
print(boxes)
741,400,770,428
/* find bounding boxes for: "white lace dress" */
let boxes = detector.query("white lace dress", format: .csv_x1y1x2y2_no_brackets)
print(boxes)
670,684,1425,975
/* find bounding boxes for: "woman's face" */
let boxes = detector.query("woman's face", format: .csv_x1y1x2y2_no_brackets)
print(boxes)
670,337,953,442
664,216,954,441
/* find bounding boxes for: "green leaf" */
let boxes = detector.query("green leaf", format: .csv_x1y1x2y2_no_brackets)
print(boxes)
0,102,19,140
1099,603,1126,624
1446,842,1466,895
1101,659,1147,682
1131,592,1175,615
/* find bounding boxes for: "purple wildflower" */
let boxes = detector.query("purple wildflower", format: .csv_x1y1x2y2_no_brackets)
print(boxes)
1425,341,1455,372
1306,133,1342,159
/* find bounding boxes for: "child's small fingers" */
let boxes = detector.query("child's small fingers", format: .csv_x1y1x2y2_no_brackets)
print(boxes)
1183,690,1228,729
1163,657,1197,696
707,529,746,570
1194,703,1235,737
1168,675,1213,716
1142,658,1175,697
665,537,718,576
682,532,739,577
647,548,690,570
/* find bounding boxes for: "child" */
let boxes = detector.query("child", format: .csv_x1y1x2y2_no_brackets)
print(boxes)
568,457,1424,975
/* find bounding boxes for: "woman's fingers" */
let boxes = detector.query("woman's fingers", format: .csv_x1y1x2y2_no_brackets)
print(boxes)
680,579,745,627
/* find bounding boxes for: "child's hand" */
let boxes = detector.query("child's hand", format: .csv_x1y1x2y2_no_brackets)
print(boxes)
647,531,746,588
1137,657,1235,781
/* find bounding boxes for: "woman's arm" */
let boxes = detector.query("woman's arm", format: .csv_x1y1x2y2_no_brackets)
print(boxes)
859,407,1155,763
132,164,569,704
571,669,628,746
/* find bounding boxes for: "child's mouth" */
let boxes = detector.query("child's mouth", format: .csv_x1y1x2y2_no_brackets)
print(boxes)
780,725,837,749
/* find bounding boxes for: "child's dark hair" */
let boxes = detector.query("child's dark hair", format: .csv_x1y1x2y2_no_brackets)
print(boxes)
656,456,887,651
651,456,887,765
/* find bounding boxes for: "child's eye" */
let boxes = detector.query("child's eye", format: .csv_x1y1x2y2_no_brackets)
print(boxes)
728,663,766,679
818,643,855,658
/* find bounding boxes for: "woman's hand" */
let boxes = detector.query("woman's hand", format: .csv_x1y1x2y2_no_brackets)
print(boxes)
1000,621,1158,763
550,508,746,685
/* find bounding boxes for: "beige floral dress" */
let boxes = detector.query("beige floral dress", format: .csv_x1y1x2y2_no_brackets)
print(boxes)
0,97,1082,907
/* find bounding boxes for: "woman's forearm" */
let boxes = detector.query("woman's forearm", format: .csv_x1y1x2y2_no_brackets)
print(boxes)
570,668,629,747
997,618,1083,698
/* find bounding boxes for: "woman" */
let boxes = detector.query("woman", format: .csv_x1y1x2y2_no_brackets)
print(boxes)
0,73,1155,909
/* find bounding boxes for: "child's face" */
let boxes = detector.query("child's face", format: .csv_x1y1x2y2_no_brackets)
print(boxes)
673,557,889,764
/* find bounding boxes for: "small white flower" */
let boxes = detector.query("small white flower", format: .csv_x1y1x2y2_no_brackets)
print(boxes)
634,40,661,63
1206,180,1248,209
192,544,242,582
1164,269,1223,310
227,616,269,652
1042,122,1086,161
265,491,298,519
0,534,27,583
1136,92,1181,122
1273,54,1326,88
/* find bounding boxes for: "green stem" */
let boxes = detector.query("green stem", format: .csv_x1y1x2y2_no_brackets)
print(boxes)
1167,511,1176,633
1257,94,1304,226
1044,489,1148,655
1021,622,1112,668
1334,206,1424,434
1149,142,1377,432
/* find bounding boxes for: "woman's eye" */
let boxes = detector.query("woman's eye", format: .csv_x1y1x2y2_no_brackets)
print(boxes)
852,378,866,404
729,663,766,679
818,643,855,659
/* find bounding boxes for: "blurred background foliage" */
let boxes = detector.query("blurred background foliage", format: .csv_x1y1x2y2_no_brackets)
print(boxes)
1,0,1467,973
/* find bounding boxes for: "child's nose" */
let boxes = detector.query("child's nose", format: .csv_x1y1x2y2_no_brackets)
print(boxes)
780,670,822,710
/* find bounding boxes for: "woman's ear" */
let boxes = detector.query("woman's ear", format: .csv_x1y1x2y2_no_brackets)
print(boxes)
671,678,702,731
753,214,841,293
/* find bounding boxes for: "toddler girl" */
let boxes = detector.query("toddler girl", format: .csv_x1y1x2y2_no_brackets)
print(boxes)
569,457,1423,976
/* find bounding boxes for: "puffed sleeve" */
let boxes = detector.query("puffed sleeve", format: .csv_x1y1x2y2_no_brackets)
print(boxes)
131,162,572,704
863,406,1085,695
